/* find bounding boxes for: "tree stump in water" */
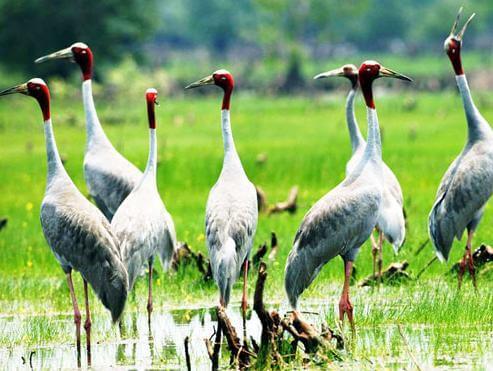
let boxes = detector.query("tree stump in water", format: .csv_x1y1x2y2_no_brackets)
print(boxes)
359,261,411,287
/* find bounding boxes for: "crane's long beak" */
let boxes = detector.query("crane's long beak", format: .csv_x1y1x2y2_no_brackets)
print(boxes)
379,66,412,82
185,75,214,89
313,67,344,80
0,83,28,96
35,46,73,64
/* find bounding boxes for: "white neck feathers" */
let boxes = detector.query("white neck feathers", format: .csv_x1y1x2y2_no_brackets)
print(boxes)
221,110,243,172
363,107,382,161
346,88,364,152
43,119,68,186
143,128,157,179
82,80,111,148
455,75,491,141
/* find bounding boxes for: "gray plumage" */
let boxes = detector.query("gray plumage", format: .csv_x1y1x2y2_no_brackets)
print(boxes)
41,117,128,322
429,75,493,261
81,81,176,269
205,110,258,306
285,107,383,309
344,85,405,251
111,128,177,291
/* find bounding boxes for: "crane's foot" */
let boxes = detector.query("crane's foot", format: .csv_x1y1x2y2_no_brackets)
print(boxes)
338,295,355,332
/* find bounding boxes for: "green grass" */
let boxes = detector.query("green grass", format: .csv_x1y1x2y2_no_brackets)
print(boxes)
1,86,493,368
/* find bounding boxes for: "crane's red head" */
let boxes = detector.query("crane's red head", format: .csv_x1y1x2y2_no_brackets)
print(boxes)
35,42,94,81
0,78,50,121
314,64,358,88
146,88,158,129
185,69,234,110
444,8,475,76
358,60,412,109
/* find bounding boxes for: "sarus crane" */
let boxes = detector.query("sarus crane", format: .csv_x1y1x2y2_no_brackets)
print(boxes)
429,8,493,289
0,79,128,367
314,64,406,279
185,70,258,325
285,62,411,328
111,88,177,327
35,43,176,270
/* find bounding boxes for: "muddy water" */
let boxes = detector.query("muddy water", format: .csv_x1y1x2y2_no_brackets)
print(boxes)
1,303,492,370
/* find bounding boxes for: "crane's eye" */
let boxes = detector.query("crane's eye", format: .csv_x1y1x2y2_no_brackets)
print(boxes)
81,50,86,54
221,76,227,81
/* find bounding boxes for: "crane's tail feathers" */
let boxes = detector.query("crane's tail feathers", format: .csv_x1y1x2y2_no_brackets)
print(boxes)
428,205,452,263
284,241,321,310
214,238,238,307
85,259,129,323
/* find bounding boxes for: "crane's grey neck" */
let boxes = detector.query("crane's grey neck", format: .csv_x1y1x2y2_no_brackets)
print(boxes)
346,87,364,153
363,108,382,161
44,119,68,186
456,75,492,142
143,128,157,180
221,110,243,173
82,80,112,149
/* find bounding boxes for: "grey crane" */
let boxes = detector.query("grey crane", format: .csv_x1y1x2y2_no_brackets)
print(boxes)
185,70,258,323
111,88,177,327
35,43,176,270
429,8,493,288
0,79,128,367
314,64,406,279
285,62,411,328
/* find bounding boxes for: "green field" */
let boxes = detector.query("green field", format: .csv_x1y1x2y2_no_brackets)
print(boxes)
1,86,493,369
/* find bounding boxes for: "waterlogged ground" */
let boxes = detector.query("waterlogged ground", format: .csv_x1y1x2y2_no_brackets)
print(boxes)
2,93,493,369
2,280,493,370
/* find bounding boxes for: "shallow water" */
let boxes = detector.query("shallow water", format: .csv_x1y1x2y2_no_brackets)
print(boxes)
1,302,493,370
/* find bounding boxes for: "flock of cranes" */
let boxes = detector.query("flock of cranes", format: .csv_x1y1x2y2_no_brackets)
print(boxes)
0,7,490,365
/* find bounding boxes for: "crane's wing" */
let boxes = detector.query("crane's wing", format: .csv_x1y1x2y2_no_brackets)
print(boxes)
429,143,493,260
84,149,142,219
382,162,404,206
41,197,128,321
205,181,258,280
285,184,380,308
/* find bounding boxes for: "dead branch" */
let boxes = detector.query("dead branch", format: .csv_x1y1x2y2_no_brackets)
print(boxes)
256,185,268,212
450,244,493,274
397,325,422,371
359,261,411,287
204,326,221,370
184,336,191,371
280,316,327,354
171,242,193,270
172,242,212,281
217,307,252,369
252,243,268,267
253,262,282,363
268,186,298,215
268,232,278,261
413,238,430,256
416,256,438,279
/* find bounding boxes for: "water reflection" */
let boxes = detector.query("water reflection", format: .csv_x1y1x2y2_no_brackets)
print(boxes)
1,303,493,369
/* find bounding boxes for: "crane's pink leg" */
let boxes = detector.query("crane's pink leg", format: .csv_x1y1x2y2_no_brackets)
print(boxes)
371,232,378,278
459,230,476,290
83,279,92,366
339,260,355,331
66,272,81,368
377,231,384,284
147,259,153,329
241,259,249,342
